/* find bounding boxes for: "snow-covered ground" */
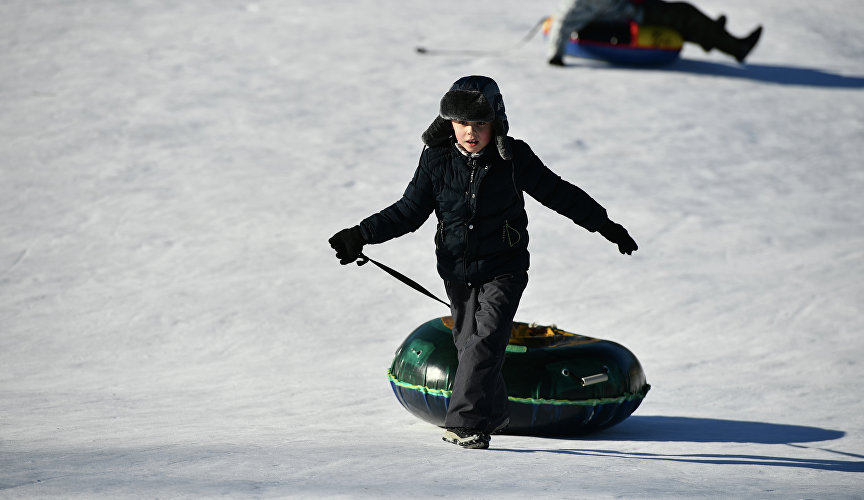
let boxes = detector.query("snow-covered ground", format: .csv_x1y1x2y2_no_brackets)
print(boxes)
2,0,863,498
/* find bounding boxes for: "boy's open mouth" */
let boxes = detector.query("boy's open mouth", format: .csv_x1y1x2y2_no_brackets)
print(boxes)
466,140,479,145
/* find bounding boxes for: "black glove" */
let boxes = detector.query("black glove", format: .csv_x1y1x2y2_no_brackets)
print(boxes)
329,226,365,265
598,220,638,255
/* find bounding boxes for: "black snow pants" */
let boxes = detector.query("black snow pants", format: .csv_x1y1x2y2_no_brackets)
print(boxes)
443,272,528,432
641,0,747,57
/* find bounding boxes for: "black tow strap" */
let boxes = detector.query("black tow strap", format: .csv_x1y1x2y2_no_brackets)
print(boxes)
356,253,451,309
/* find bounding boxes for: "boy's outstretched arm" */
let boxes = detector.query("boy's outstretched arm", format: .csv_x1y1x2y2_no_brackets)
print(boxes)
328,152,437,265
598,220,638,255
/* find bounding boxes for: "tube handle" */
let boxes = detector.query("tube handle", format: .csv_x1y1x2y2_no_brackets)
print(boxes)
581,373,609,386
561,366,609,386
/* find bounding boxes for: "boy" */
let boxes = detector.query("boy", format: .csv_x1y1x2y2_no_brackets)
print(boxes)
329,75,637,449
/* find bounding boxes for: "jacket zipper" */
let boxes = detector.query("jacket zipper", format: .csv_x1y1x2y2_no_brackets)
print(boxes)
465,159,479,283
469,163,477,199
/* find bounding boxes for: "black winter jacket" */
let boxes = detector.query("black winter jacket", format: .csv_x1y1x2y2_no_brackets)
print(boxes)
359,139,609,285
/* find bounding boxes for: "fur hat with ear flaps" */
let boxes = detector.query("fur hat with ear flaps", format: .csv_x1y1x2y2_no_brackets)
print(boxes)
421,75,512,160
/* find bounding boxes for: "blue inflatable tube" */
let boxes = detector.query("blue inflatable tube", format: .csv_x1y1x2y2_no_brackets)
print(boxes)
545,18,683,65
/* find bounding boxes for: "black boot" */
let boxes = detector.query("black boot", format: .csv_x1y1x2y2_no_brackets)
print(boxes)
548,55,565,67
710,24,762,63
735,26,762,63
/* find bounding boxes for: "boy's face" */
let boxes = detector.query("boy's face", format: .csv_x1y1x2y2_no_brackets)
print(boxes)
452,120,493,154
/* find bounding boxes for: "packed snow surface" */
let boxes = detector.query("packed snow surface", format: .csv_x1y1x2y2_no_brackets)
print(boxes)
1,0,863,498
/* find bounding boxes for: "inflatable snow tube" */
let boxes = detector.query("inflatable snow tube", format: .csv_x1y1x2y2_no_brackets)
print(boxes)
544,18,683,65
387,317,650,436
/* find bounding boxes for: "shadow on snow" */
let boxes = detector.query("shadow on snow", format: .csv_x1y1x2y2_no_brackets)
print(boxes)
574,58,864,88
491,447,864,472
494,416,862,472
586,415,846,444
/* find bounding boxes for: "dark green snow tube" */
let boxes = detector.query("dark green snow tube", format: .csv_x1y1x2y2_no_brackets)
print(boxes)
388,317,650,436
